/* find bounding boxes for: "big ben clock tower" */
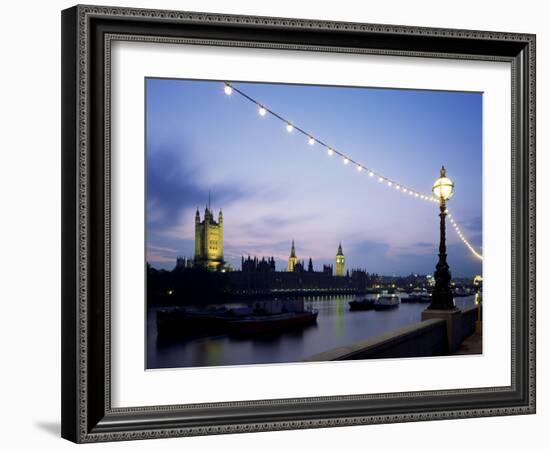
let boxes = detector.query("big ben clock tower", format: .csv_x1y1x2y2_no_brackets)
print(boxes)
335,243,345,277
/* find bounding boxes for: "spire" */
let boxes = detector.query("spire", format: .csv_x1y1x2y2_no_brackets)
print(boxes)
204,191,211,221
290,240,296,257
335,243,345,276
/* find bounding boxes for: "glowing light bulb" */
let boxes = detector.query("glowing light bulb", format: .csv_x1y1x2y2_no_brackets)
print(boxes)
224,84,233,95
327,148,334,156
415,193,419,197
379,177,384,182
308,137,315,145
343,158,349,165
402,188,407,193
368,171,374,177
286,123,293,132
357,165,363,172
259,106,267,116
396,185,401,190
387,181,392,187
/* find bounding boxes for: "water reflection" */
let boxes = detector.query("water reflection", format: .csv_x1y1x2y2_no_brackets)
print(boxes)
147,294,477,369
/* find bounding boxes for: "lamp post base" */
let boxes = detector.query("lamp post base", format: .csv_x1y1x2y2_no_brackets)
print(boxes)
422,308,462,354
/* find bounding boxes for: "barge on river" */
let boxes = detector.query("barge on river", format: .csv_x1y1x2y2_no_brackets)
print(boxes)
157,298,318,338
349,297,376,311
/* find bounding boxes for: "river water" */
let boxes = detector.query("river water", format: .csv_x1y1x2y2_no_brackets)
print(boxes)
147,294,477,369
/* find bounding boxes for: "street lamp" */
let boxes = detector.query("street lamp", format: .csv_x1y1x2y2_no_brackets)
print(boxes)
432,167,454,202
428,166,457,310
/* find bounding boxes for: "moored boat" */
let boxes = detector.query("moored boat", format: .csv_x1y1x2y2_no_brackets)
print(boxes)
156,298,318,337
226,310,318,335
349,298,376,311
402,292,431,303
374,294,400,310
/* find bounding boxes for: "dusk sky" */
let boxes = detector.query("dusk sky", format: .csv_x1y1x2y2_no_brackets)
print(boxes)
146,78,482,277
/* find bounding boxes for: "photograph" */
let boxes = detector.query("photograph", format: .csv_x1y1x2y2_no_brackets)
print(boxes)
53,2,536,444
145,78,484,369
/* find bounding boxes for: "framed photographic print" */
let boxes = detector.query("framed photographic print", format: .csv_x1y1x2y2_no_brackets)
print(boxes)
61,4,536,443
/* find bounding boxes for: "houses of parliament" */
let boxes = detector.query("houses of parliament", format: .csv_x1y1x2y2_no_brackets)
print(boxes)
190,203,348,277
145,201,379,303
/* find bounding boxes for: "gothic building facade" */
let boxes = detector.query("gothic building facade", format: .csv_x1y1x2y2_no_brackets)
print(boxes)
194,206,224,270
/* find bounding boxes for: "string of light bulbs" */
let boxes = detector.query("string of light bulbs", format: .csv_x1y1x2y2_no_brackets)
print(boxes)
222,82,483,261
446,211,483,260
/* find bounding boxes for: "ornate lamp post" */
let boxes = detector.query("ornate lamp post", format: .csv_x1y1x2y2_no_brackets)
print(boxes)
429,166,457,310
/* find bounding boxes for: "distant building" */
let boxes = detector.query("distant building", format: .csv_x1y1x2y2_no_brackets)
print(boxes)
176,256,185,269
351,268,369,290
426,274,435,287
335,243,345,276
194,205,224,271
288,240,298,272
242,255,276,273
294,260,305,273
175,256,193,270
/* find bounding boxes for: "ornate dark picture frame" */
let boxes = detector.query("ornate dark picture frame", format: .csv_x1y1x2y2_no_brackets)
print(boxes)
61,4,536,443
